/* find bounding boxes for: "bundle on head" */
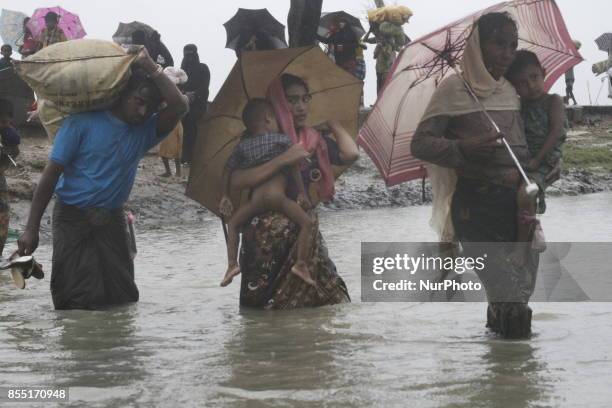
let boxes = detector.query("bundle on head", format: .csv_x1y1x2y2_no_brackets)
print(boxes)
367,5,413,25
14,39,141,138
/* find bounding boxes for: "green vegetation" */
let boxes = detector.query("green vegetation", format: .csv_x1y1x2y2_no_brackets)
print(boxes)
29,159,47,171
563,144,612,171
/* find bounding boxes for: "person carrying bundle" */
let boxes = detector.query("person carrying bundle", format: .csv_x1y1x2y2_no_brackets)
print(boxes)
17,48,189,310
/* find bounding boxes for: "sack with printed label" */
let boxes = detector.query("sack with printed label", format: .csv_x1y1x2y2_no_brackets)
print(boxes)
14,39,139,138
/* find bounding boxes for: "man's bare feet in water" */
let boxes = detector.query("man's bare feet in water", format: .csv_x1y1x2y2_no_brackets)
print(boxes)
221,264,241,287
291,261,316,286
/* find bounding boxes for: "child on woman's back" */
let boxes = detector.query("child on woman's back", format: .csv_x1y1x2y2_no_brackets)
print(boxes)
505,50,566,263
219,98,314,287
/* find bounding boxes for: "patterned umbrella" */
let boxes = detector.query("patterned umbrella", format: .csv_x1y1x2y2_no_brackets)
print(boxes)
0,9,28,49
595,33,612,53
112,21,155,45
27,6,86,40
359,0,583,186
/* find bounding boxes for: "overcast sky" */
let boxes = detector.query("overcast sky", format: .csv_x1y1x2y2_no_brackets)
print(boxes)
3,0,611,105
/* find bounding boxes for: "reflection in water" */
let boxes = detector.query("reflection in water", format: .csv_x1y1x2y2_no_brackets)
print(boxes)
55,306,147,388
472,340,549,408
215,306,348,405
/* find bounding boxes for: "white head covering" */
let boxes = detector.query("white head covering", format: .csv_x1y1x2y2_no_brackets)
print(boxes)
461,25,503,99
420,25,519,122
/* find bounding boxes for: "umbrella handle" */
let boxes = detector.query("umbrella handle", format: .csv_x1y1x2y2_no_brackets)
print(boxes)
451,67,537,194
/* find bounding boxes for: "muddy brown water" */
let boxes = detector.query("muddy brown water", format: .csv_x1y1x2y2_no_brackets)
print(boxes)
1,193,612,407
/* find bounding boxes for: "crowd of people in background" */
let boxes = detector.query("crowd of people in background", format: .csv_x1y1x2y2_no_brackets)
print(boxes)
15,12,67,57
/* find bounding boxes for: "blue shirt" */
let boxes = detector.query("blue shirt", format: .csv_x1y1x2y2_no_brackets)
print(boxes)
50,111,165,210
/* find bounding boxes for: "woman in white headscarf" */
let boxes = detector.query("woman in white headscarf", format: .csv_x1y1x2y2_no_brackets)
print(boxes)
411,12,537,339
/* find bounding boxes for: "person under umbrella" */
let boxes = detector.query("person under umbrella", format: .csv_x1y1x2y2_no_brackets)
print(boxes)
17,18,37,57
235,30,283,57
180,44,210,164
411,13,548,338
112,21,154,46
224,8,287,57
186,46,361,309
318,18,359,74
37,12,67,51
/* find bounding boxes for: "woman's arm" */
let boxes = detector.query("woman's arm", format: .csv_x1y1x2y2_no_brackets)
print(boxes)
529,95,564,170
327,120,359,164
230,145,310,190
411,116,501,168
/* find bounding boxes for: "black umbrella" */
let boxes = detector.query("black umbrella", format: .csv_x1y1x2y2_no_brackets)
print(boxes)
318,11,365,39
223,8,287,51
112,21,155,45
595,33,612,53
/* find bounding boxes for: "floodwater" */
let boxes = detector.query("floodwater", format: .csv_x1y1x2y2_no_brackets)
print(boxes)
1,193,612,407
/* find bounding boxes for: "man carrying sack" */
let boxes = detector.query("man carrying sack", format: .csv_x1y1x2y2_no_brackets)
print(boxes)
17,48,189,310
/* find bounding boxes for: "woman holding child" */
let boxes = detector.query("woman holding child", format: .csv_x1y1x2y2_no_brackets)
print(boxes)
227,73,359,309
411,12,563,338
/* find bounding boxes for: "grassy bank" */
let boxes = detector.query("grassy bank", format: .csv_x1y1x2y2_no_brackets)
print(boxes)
564,123,612,172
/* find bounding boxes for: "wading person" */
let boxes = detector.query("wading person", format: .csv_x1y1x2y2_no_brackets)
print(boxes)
411,13,548,338
17,49,189,310
230,74,359,309
219,98,314,288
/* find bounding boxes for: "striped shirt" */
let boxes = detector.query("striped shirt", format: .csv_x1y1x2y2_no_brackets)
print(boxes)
225,132,293,171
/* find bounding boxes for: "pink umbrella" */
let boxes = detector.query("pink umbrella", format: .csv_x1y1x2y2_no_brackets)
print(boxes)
359,0,582,186
27,6,86,40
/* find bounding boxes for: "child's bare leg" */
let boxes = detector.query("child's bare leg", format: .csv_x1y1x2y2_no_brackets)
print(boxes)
221,200,267,287
261,188,315,285
509,182,537,266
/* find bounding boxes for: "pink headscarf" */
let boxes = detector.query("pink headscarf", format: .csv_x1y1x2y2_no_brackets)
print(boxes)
266,77,335,202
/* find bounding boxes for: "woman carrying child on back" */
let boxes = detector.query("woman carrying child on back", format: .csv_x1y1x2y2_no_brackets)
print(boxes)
505,50,566,265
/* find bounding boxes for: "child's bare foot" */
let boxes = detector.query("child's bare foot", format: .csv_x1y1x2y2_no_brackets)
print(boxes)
221,264,241,287
291,261,316,286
